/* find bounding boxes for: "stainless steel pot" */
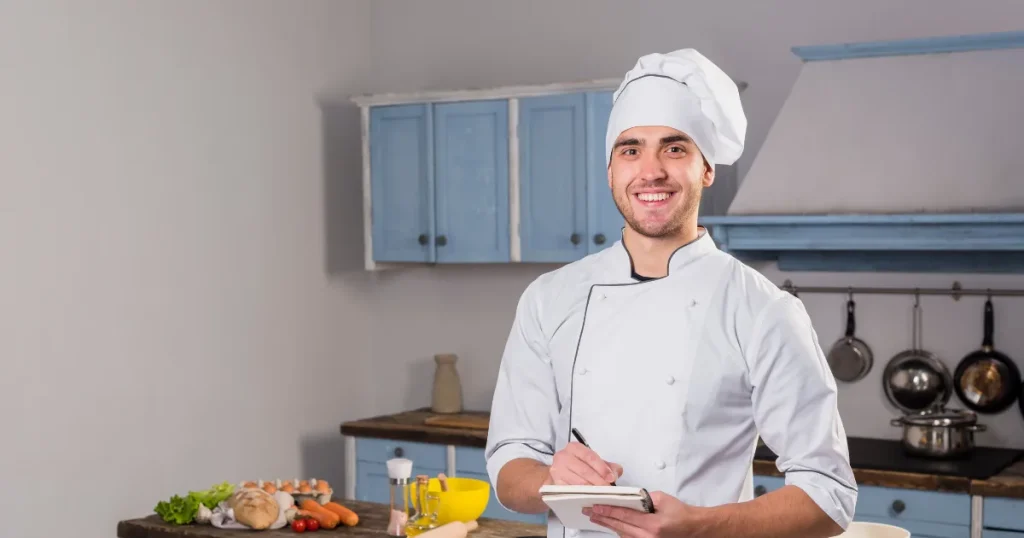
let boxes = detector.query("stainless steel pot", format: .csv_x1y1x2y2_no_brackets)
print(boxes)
890,407,987,458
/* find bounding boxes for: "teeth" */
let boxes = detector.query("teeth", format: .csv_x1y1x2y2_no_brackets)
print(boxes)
637,192,670,202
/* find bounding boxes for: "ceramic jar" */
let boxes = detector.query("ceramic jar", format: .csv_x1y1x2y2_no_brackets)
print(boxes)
431,353,463,414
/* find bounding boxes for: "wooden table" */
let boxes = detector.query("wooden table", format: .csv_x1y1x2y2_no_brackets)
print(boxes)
117,500,547,538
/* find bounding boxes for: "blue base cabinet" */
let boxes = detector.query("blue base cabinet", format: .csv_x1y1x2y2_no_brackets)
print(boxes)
753,475,973,538
453,446,548,524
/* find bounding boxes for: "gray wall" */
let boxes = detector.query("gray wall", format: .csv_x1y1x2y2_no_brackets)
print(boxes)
1,1,373,536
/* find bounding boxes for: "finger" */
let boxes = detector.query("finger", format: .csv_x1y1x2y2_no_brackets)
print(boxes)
588,514,648,538
567,444,619,483
608,462,624,477
590,505,648,527
565,454,615,485
551,465,592,486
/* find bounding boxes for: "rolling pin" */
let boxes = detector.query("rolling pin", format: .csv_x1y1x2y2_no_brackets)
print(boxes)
415,520,478,538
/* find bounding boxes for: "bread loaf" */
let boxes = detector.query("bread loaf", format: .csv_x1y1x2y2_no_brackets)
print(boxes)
229,487,280,530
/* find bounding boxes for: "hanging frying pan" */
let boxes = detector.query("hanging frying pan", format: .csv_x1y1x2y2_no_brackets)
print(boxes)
883,292,953,413
953,296,1022,414
827,292,873,382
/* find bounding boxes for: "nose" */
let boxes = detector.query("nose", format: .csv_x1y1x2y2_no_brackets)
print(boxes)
636,150,667,182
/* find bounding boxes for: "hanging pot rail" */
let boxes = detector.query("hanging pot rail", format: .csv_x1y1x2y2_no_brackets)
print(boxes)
779,280,1024,301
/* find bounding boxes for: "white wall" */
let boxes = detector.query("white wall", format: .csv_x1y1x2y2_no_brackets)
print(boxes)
365,0,1024,448
0,2,373,537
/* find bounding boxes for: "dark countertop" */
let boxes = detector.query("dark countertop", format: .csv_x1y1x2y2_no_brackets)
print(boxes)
341,408,1024,499
118,500,547,538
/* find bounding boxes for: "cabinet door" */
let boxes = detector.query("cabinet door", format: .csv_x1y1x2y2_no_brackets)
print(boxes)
433,100,510,263
518,93,588,262
585,90,623,253
370,104,435,262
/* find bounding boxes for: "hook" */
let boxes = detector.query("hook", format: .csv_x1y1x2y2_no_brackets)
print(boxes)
847,286,854,302
987,288,992,301
913,288,920,307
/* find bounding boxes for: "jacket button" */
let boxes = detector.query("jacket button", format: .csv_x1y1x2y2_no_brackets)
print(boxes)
578,367,588,375
655,460,666,470
666,376,675,385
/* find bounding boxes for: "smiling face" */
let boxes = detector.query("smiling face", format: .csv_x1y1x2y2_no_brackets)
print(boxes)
608,125,714,239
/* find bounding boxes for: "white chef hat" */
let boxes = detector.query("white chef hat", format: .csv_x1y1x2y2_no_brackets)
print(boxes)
605,48,747,170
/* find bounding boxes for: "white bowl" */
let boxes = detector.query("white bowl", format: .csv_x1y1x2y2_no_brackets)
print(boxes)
839,521,910,538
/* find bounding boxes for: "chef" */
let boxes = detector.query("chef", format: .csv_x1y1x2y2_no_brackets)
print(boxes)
484,48,857,538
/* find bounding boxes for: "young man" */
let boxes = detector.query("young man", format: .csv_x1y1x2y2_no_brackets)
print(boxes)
484,48,857,538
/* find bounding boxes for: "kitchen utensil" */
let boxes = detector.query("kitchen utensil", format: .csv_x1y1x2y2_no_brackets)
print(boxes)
953,296,1022,414
386,458,414,536
827,292,873,382
890,405,986,458
419,477,491,525
883,293,953,413
423,414,490,430
837,521,910,538
408,475,440,535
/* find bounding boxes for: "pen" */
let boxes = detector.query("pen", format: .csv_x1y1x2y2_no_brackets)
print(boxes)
571,427,617,486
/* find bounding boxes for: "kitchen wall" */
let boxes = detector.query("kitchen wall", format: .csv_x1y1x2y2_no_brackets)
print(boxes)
365,0,1024,448
1,1,374,536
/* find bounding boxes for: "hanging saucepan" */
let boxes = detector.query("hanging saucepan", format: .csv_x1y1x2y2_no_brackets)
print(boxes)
883,292,953,413
827,291,873,382
953,296,1022,414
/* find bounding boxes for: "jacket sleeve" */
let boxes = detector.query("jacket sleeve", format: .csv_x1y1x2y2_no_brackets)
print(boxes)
484,280,559,508
746,293,858,530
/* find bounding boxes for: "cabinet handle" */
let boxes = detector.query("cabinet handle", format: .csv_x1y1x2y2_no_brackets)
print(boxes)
891,500,905,514
393,447,404,457
593,234,606,245
418,234,428,245
754,485,766,497
436,235,447,247
570,233,581,245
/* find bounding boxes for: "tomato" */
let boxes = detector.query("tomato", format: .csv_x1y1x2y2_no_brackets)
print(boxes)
292,519,307,533
306,518,320,532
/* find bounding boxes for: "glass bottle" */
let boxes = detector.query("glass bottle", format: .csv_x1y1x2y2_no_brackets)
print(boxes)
407,475,440,536
386,458,413,536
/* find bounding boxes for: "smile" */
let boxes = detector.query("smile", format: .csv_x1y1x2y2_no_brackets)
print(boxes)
635,192,674,202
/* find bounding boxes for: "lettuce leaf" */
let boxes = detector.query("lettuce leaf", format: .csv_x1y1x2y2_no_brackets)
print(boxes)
154,494,199,525
188,481,235,509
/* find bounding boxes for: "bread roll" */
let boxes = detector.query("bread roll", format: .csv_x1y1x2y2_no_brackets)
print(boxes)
229,488,280,530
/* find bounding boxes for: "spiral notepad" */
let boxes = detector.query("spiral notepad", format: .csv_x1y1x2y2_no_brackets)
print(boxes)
539,484,655,533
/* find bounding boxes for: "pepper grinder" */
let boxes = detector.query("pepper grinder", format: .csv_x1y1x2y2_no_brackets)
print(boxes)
386,458,413,536
431,353,463,414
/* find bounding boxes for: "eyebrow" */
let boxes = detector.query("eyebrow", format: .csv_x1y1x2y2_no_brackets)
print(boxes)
613,134,693,149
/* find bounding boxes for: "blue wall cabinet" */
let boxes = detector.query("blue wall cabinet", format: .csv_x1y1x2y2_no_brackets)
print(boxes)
517,90,621,263
368,100,510,265
369,104,435,263
517,93,588,262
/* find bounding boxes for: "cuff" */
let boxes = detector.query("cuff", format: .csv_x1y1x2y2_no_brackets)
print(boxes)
486,442,554,513
786,471,858,530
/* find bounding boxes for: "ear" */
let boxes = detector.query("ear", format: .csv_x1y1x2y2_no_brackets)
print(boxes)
702,161,715,188
607,165,613,190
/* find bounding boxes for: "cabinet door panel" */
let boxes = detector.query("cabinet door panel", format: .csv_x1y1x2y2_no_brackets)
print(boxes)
518,94,587,262
370,104,435,262
585,90,623,254
434,100,510,263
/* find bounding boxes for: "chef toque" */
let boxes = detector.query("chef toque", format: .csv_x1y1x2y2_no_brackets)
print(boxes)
605,48,747,170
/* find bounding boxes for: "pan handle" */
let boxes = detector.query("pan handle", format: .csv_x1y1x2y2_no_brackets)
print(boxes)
983,297,994,350
890,418,904,427
968,424,987,432
845,299,856,338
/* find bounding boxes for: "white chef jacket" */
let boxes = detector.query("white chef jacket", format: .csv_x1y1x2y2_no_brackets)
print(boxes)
485,229,857,538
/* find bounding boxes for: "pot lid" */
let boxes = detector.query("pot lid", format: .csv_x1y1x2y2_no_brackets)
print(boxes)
899,406,978,427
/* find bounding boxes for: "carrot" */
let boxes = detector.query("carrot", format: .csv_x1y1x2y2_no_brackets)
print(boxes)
299,499,340,529
323,501,359,526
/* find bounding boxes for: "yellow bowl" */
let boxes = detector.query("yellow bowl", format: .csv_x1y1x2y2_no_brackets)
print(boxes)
414,477,490,524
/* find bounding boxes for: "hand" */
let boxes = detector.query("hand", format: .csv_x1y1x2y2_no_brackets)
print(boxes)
547,441,623,486
584,491,697,538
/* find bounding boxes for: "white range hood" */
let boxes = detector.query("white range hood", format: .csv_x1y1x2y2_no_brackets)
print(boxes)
702,31,1024,273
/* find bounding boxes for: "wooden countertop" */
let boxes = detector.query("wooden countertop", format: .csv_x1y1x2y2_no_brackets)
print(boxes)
118,500,547,538
341,408,1024,499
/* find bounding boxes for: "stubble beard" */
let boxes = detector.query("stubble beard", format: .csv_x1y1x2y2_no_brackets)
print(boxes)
612,179,702,239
